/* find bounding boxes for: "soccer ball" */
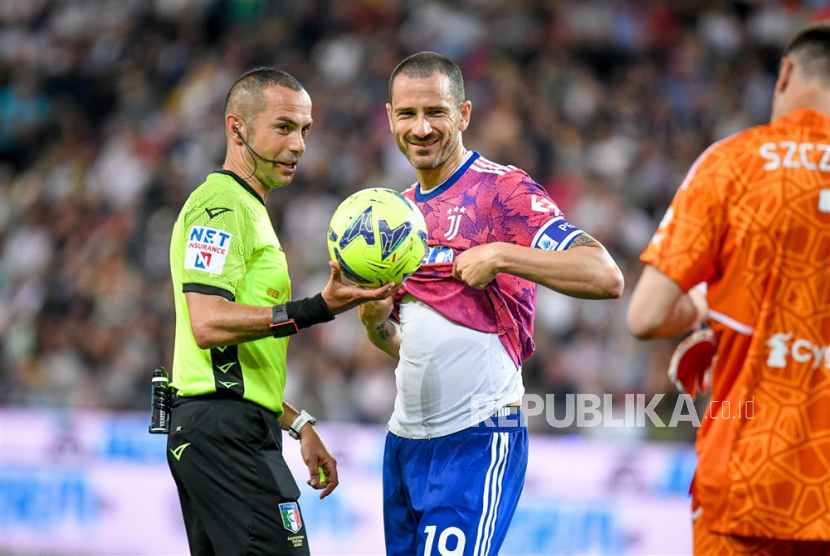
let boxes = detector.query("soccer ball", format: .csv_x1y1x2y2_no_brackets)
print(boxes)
327,188,428,287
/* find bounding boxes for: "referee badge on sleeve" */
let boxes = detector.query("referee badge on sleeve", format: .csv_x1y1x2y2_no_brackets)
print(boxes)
279,502,302,533
184,226,233,274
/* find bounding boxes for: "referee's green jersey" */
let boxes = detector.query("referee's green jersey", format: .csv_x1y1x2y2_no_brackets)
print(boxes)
169,171,291,414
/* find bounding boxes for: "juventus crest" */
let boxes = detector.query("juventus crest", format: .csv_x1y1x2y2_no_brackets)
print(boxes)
444,206,465,240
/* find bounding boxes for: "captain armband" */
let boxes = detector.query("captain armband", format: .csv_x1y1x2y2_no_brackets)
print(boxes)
531,217,585,251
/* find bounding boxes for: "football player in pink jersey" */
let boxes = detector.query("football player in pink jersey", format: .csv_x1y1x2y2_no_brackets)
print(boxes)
359,52,623,555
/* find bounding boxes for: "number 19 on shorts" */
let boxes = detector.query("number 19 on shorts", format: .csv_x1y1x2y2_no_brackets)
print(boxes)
424,525,466,556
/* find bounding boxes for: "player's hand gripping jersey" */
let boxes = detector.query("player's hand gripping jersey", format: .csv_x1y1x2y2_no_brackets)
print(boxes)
642,109,830,540
391,152,585,438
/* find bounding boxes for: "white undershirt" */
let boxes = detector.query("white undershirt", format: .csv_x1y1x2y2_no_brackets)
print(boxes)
388,296,525,439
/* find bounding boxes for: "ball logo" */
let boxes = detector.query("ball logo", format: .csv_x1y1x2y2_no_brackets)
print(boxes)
379,218,412,260
184,226,233,275
339,206,413,260
339,207,375,250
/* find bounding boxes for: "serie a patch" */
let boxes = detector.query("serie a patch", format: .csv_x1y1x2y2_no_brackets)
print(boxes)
184,226,233,274
421,245,454,265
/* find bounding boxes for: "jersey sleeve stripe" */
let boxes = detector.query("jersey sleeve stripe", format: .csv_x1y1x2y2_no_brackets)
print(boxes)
475,157,510,172
471,162,506,176
183,283,235,301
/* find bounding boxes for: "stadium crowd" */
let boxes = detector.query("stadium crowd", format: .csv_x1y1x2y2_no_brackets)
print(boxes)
1,0,826,440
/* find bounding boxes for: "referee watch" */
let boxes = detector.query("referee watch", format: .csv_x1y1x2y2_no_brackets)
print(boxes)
288,410,317,440
270,305,299,338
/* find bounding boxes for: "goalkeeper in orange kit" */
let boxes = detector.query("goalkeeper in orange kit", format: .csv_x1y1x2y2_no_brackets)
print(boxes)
628,21,830,556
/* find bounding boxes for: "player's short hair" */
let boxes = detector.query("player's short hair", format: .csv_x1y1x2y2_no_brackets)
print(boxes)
224,67,306,126
389,52,465,105
783,21,830,85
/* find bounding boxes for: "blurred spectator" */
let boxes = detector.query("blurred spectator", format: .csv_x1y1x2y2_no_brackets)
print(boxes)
1,0,823,441
0,69,51,169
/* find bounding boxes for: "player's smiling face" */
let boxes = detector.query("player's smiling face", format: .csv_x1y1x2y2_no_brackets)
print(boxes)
247,85,313,190
387,73,471,179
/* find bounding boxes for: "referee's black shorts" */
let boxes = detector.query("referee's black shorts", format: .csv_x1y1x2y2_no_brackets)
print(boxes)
167,395,310,556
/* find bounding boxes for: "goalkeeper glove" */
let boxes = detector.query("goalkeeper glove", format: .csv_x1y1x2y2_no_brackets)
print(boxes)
668,326,716,397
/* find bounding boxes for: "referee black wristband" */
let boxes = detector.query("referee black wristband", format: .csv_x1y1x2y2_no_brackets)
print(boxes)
285,293,335,330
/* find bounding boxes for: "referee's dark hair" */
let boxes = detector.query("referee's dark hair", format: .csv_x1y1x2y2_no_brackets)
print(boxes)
225,68,306,128
389,52,465,106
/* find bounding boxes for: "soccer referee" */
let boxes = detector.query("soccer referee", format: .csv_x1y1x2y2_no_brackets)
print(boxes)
167,67,398,555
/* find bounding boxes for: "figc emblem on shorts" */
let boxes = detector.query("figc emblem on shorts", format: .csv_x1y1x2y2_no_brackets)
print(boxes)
279,502,302,533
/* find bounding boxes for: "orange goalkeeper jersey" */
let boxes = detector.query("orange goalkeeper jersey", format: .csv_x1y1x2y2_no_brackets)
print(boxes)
642,109,830,540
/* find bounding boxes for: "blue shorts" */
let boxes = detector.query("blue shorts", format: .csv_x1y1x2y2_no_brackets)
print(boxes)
383,410,528,556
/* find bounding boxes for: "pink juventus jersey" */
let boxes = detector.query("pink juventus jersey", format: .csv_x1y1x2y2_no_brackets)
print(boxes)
397,152,584,366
